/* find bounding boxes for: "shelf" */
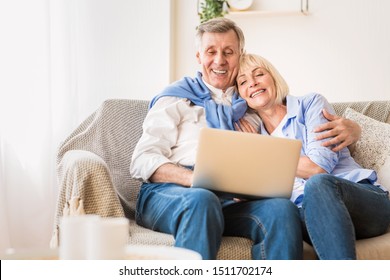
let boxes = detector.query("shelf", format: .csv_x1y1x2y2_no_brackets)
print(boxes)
227,10,308,17
226,0,309,17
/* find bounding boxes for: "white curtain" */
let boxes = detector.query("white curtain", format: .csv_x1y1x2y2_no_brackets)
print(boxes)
0,0,172,252
0,0,116,251
0,0,54,251
0,0,75,251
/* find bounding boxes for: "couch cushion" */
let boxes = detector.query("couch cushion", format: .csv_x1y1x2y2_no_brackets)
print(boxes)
343,108,390,190
377,154,390,192
128,221,253,260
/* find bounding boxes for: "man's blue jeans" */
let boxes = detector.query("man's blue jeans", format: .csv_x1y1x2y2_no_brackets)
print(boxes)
300,174,390,260
136,182,302,260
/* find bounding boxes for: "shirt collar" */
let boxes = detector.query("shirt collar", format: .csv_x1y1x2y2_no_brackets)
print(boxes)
202,78,236,100
259,95,298,135
285,95,299,119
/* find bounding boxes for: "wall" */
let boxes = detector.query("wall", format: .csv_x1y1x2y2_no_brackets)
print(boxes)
66,0,173,105
173,0,390,102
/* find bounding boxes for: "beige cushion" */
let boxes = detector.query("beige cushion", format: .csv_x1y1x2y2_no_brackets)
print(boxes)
377,154,390,193
356,230,390,259
344,108,390,185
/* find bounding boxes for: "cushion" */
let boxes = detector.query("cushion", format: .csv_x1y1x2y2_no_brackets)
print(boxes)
377,154,390,192
343,108,390,190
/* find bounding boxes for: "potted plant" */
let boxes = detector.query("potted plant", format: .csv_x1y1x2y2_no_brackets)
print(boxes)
198,0,228,23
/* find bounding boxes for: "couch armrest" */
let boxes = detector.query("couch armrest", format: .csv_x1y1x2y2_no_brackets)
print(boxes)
50,150,125,247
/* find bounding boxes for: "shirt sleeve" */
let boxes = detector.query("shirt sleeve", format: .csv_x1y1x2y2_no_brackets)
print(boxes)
129,96,183,181
302,93,339,173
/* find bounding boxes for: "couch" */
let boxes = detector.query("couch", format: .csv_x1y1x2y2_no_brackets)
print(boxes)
50,99,390,259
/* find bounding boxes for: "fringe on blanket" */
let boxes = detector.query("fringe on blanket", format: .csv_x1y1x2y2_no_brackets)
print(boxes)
49,196,86,248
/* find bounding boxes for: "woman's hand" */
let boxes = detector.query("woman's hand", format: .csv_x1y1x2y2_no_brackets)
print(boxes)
314,109,362,152
234,118,258,134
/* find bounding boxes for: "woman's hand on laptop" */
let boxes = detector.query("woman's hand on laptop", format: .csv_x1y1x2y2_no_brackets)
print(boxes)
235,118,257,134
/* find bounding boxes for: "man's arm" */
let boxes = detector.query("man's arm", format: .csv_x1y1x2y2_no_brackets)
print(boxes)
130,97,185,182
149,163,193,187
314,109,362,152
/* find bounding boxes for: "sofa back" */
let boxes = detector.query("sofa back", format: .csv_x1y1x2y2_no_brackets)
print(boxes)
332,101,390,124
57,99,390,220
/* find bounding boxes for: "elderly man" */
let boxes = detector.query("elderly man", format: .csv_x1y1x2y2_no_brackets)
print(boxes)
130,18,360,260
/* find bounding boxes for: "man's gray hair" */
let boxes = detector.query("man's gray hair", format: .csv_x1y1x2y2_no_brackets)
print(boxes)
196,17,245,54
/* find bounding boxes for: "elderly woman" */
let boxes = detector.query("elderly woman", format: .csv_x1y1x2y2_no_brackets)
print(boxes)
235,53,390,260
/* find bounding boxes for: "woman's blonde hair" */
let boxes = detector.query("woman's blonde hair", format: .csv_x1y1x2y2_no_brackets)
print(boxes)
238,53,289,105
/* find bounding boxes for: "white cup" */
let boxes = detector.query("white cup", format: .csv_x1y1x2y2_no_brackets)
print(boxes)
86,217,129,260
59,215,100,260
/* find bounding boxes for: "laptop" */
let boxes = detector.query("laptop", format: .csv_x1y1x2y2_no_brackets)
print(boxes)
192,127,302,199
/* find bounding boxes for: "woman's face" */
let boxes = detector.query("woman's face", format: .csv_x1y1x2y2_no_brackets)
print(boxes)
237,66,277,111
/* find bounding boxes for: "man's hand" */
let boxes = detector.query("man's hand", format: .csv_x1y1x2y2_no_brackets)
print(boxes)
314,109,361,152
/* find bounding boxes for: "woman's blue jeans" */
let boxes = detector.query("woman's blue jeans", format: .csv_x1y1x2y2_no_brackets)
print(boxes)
300,174,390,260
136,182,303,260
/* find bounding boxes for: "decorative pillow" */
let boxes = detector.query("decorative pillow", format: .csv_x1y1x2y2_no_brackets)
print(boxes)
343,108,390,190
377,154,390,192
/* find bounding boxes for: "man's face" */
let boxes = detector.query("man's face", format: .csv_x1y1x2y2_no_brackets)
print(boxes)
196,30,240,92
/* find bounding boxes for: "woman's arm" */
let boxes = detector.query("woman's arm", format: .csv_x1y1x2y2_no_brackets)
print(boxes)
296,156,327,179
314,109,362,152
300,94,340,176
235,117,329,180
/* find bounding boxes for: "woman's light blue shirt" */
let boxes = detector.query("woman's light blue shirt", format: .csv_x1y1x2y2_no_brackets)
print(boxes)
259,93,380,187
